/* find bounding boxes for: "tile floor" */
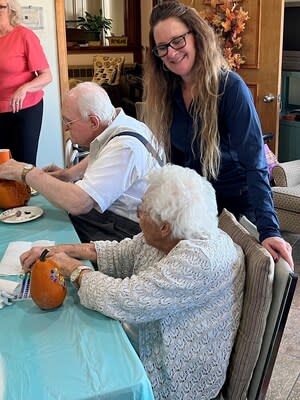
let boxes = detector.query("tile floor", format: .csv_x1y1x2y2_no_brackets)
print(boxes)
265,233,300,400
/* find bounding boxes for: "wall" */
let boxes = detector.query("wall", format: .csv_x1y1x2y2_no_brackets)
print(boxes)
19,0,64,168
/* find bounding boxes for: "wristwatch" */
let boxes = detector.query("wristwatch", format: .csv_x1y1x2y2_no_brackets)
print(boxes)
21,164,35,184
70,266,93,289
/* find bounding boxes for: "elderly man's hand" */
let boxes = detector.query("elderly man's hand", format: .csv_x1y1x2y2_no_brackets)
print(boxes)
43,164,75,182
262,237,294,269
0,159,24,181
43,163,61,173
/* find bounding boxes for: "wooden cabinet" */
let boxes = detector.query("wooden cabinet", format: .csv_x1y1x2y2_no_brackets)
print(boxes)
279,70,300,161
279,119,300,162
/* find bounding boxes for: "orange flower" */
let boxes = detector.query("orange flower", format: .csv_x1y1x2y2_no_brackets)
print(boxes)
222,18,232,33
200,0,249,70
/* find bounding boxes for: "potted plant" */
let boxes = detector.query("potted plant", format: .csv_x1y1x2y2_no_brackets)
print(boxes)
77,9,112,43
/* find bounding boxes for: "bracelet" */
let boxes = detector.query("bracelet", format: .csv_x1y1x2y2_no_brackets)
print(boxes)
70,265,93,289
78,269,92,287
21,164,35,184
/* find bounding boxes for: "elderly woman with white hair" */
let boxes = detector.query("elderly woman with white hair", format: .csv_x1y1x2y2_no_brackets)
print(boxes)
21,164,245,400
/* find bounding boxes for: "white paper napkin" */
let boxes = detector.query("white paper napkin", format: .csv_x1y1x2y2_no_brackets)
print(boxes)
0,240,55,275
0,279,19,294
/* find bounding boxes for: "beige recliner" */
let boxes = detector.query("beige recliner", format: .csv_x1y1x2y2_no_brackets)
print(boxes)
271,160,300,233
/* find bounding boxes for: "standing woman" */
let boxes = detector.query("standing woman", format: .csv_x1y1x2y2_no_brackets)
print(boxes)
143,0,293,267
0,0,52,164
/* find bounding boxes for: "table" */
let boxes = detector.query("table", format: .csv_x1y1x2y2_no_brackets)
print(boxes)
0,195,154,400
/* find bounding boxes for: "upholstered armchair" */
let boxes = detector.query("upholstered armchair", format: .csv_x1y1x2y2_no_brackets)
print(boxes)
272,160,300,233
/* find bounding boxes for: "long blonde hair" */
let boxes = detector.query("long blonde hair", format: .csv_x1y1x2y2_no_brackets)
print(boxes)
143,1,228,179
7,0,21,26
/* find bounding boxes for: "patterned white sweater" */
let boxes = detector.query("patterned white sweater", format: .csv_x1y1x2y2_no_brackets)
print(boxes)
78,231,245,400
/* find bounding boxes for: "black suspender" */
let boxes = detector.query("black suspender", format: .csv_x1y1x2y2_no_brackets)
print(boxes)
109,131,164,167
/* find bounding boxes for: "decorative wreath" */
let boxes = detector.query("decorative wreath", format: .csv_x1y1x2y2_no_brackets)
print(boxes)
199,1,249,70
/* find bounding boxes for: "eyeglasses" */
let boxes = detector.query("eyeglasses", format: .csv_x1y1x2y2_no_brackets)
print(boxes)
0,5,8,10
152,31,191,58
62,118,81,128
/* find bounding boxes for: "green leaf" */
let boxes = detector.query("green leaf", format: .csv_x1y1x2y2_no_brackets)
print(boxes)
76,8,112,33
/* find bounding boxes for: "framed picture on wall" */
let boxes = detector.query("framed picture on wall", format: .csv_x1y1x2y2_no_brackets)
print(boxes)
21,6,44,30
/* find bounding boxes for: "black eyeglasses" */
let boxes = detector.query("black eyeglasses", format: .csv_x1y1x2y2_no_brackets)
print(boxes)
0,5,8,10
152,31,191,58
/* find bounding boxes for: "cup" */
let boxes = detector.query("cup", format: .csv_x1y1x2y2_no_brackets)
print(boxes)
0,149,10,164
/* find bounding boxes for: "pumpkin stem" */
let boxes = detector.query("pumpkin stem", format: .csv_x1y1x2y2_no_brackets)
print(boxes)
39,249,50,261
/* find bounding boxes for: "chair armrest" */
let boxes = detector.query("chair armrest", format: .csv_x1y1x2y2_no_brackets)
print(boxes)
272,160,300,187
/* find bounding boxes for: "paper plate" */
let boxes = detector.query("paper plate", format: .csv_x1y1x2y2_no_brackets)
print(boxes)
0,206,43,224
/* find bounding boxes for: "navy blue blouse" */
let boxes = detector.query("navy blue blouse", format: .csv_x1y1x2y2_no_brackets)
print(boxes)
170,71,280,242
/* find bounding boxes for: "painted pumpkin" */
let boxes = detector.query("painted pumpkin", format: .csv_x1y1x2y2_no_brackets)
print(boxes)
31,249,67,310
0,179,31,209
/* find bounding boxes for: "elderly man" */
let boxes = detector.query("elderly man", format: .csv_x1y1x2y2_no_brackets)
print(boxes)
0,82,164,242
21,164,245,400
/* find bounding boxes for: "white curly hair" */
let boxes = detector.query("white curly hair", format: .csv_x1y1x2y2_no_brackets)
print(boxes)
143,164,219,240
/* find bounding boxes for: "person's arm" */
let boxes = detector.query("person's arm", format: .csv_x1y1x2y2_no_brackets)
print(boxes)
219,73,293,268
20,242,97,272
11,68,52,113
0,159,95,215
24,236,139,277
43,156,90,182
219,73,278,239
22,68,52,92
78,239,244,323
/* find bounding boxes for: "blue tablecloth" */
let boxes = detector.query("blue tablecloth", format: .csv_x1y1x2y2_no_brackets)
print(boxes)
0,196,154,400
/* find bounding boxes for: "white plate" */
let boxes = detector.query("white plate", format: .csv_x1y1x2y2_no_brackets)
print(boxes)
0,206,43,224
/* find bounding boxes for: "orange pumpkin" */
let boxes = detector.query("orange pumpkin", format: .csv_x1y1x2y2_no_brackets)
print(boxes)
31,249,67,310
0,179,31,209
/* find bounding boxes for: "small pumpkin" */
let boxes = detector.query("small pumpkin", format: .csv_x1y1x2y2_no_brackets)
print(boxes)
31,249,67,310
0,179,31,209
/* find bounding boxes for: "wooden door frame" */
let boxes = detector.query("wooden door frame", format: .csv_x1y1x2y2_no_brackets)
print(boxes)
55,0,69,107
55,0,143,106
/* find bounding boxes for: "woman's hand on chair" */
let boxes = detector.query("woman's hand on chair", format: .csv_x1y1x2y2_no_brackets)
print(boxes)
262,237,294,269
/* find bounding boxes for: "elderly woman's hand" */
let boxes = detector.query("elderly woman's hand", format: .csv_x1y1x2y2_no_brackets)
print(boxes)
20,246,58,272
46,252,82,277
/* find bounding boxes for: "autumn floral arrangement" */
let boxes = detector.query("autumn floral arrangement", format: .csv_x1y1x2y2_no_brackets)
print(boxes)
199,1,249,70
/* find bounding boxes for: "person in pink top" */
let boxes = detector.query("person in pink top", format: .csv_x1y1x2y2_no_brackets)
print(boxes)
0,0,52,164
